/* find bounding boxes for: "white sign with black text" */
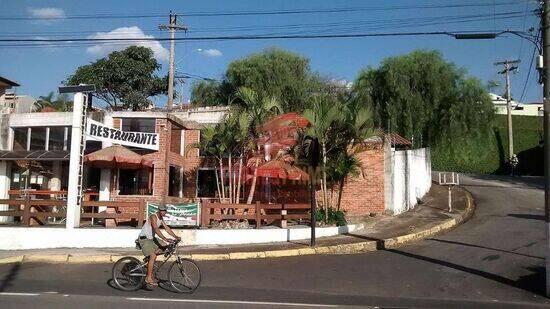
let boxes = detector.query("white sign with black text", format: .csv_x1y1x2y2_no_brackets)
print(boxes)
85,119,160,150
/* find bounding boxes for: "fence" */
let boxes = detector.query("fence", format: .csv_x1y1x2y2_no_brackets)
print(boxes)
80,200,146,228
387,147,432,214
200,201,310,228
0,197,66,226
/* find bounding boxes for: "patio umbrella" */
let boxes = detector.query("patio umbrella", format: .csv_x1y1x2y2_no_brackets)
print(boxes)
84,145,152,169
254,160,309,181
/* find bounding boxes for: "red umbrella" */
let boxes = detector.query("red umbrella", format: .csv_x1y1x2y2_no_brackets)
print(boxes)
84,145,153,169
255,160,309,181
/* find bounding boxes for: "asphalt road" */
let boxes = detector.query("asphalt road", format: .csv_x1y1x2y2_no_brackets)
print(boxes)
1,174,549,308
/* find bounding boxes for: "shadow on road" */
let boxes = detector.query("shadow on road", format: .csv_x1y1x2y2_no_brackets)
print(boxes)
386,248,545,296
0,262,21,292
462,174,544,190
428,238,544,260
507,214,545,221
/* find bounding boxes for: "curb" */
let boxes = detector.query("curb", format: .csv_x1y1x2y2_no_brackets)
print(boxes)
0,189,475,265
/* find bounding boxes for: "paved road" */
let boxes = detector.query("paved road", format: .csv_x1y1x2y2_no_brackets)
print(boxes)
1,174,549,308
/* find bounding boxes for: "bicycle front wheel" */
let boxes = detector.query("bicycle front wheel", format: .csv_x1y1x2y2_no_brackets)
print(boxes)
169,258,201,293
112,256,145,291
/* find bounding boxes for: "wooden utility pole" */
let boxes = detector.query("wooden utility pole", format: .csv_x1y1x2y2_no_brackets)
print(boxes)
495,59,520,162
159,11,187,110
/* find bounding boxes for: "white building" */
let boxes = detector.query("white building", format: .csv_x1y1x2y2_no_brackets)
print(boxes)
491,93,543,117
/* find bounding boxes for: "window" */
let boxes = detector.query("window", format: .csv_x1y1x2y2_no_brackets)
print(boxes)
29,127,47,150
118,168,153,195
197,169,217,198
121,118,156,133
168,165,182,197
49,127,66,151
84,140,102,154
12,128,28,151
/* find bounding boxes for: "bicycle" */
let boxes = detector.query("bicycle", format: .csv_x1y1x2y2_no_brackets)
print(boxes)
111,239,201,293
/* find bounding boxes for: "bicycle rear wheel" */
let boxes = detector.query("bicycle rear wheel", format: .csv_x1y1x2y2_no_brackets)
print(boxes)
169,258,201,293
112,256,145,291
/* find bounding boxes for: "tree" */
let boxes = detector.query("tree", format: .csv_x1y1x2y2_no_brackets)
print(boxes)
190,80,224,107
235,87,283,204
35,92,73,112
302,92,374,221
191,48,322,112
66,46,168,111
353,49,494,148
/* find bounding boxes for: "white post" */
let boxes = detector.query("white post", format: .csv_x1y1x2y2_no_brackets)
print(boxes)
0,161,12,223
448,187,452,213
65,92,85,229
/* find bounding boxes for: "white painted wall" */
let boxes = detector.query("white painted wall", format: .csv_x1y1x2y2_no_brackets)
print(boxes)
0,161,12,223
0,223,364,250
389,148,432,215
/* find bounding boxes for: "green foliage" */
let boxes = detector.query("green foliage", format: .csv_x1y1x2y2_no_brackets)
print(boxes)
315,207,347,226
35,91,73,112
353,50,494,147
191,48,323,111
66,46,168,110
432,115,543,175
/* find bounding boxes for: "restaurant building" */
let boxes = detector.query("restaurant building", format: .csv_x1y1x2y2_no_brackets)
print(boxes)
0,102,230,226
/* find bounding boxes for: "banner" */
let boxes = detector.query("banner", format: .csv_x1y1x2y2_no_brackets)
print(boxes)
147,202,199,227
86,119,159,150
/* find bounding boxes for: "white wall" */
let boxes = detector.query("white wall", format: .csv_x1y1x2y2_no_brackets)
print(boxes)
389,148,432,215
0,223,364,250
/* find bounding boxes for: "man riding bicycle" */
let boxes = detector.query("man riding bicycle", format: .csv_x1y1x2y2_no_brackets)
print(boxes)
137,204,180,286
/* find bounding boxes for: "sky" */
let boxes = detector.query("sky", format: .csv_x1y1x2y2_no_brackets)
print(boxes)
0,0,542,107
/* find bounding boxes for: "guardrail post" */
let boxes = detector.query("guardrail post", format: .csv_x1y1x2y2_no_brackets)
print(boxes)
137,199,145,228
255,201,261,229
22,195,31,226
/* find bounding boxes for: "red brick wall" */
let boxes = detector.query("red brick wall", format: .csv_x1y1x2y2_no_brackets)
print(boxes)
338,145,385,216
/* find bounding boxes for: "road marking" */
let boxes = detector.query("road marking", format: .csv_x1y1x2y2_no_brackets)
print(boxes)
127,297,339,307
0,292,40,296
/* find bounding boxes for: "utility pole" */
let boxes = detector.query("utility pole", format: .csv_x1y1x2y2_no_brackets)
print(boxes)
543,0,550,297
159,11,187,110
494,59,520,164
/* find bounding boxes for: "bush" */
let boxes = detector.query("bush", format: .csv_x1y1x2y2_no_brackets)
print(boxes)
432,115,543,175
316,207,347,226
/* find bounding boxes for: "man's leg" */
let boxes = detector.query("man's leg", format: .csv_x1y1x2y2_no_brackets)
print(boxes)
145,252,157,283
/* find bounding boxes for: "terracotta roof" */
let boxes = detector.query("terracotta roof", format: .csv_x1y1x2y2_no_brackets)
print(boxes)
386,132,412,146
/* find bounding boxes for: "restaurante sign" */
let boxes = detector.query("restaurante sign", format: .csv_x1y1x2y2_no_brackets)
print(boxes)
86,119,159,150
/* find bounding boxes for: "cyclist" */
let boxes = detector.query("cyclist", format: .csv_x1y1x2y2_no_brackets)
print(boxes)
137,204,181,286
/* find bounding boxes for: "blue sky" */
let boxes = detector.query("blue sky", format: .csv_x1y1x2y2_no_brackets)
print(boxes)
0,0,541,106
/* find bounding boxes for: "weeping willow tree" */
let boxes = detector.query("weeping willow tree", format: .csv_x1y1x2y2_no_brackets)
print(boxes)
353,50,494,153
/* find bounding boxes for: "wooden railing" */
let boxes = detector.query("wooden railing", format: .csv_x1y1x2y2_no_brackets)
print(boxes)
81,200,146,228
200,201,310,228
0,197,66,226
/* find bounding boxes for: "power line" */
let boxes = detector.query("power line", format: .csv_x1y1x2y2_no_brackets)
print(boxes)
0,1,534,20
0,30,529,45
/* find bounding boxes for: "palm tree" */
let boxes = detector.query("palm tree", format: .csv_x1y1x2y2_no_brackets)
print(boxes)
303,94,374,222
303,95,342,220
35,92,73,112
234,87,283,204
35,92,56,111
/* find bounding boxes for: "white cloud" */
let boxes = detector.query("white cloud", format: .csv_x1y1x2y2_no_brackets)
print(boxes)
196,48,223,57
86,26,169,61
28,7,66,19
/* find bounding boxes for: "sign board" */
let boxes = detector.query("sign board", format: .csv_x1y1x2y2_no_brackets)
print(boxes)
86,119,159,150
147,202,200,227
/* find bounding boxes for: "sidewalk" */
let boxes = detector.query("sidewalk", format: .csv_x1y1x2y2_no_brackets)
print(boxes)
0,184,474,263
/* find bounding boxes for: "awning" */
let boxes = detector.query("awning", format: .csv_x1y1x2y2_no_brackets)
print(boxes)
0,150,70,161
